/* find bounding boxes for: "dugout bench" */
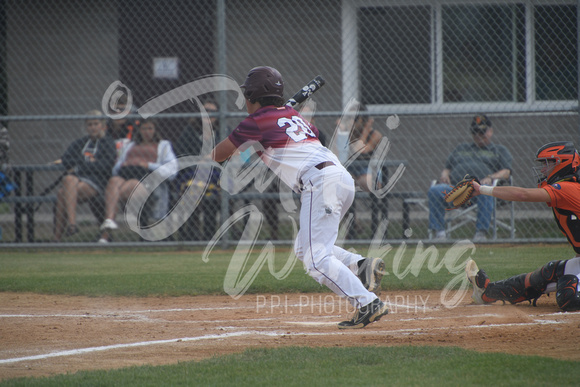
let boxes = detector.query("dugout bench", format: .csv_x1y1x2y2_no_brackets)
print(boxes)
1,160,423,243
0,163,64,243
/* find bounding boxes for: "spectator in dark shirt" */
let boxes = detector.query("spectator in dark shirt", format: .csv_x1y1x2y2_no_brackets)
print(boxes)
428,114,512,241
53,110,116,242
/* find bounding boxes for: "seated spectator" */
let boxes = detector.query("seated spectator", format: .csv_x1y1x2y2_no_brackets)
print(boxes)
98,118,177,242
345,104,386,237
347,104,383,191
105,94,140,157
53,110,116,242
0,125,15,199
173,99,221,240
106,94,139,140
428,114,512,241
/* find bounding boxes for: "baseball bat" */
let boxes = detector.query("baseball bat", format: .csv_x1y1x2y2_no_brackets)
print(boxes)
285,75,326,107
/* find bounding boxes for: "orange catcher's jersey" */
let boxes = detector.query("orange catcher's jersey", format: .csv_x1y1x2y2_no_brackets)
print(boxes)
544,181,580,254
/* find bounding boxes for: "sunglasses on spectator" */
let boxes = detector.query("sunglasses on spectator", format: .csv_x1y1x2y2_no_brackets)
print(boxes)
471,127,488,135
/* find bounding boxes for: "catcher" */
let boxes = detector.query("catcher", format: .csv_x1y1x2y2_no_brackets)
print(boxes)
461,141,580,311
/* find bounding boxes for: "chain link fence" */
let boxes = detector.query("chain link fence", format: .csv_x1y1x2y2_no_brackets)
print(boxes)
0,0,578,246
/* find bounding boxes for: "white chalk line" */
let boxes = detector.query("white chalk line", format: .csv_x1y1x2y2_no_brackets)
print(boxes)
0,314,284,325
3,301,578,325
0,306,255,319
0,331,278,365
0,304,433,318
399,312,580,322
398,313,505,321
4,293,579,322
2,301,578,366
2,303,578,326
0,298,441,319
1,314,102,318
538,310,580,317
0,330,386,365
1,316,571,365
466,320,568,328
0,301,434,321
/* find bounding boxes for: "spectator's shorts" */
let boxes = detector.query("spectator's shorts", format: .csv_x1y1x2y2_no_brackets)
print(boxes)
78,176,104,196
118,166,150,181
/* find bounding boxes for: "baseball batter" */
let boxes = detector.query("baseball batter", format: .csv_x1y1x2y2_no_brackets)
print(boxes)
466,141,580,311
211,66,388,328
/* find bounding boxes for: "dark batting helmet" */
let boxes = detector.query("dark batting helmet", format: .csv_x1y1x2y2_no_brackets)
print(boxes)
240,66,284,101
533,141,580,187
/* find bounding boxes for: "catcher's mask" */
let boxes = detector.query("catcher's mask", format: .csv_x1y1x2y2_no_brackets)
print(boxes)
240,66,284,102
533,141,580,187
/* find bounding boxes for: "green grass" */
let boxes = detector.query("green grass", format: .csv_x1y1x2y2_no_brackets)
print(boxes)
0,244,576,385
1,346,577,387
0,244,569,296
0,249,316,296
382,242,568,290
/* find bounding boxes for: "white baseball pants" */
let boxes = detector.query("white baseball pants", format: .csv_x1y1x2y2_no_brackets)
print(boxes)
294,164,377,308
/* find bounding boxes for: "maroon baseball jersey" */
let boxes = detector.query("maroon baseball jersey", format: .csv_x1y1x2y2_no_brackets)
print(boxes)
228,105,340,192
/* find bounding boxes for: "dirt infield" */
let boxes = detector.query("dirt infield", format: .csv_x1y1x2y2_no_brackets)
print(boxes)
1,290,579,380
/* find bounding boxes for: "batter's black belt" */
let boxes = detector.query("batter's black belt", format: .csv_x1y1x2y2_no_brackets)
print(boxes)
299,161,336,191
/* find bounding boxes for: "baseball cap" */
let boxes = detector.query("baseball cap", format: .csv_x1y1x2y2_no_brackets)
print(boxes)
470,114,491,134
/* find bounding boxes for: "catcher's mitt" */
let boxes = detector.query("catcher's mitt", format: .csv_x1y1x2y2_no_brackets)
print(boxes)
444,174,480,210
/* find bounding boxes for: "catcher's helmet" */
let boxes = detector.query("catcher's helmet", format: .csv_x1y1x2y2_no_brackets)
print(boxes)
240,66,284,101
533,141,580,187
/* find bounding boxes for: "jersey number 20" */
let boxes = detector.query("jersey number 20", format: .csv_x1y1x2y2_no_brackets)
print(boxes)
278,116,316,142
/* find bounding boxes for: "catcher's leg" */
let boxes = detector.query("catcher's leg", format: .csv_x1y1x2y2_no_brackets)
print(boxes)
485,260,565,304
555,257,580,311
467,259,565,305
556,275,580,311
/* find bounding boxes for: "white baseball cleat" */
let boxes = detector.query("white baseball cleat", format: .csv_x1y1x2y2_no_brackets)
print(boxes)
465,259,489,305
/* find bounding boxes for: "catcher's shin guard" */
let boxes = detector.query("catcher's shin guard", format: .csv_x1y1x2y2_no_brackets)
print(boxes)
484,260,565,305
483,272,536,304
556,275,580,311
